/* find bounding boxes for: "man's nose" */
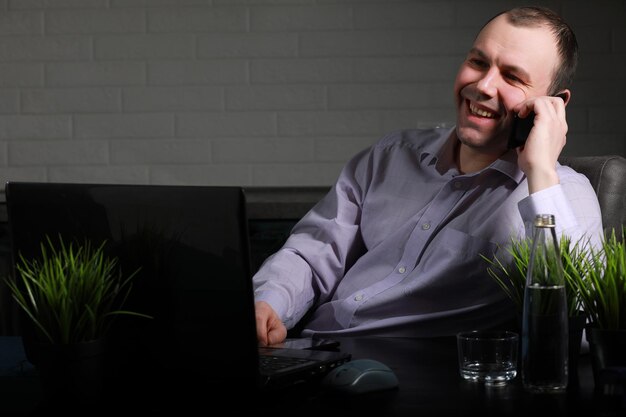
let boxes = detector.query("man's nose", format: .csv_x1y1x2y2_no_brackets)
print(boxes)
475,68,499,98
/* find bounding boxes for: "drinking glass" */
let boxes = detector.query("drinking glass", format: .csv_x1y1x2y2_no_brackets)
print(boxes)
457,330,519,386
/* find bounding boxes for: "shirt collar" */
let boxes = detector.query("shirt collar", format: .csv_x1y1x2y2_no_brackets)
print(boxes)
419,126,525,183
419,127,455,167
490,149,525,183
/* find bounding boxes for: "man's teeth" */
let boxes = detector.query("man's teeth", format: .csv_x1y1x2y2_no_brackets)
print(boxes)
469,103,495,118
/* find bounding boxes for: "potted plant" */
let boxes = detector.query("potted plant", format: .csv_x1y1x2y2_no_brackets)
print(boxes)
482,234,590,319
566,227,626,386
4,235,151,408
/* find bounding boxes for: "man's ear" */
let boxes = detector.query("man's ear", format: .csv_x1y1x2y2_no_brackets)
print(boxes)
557,89,571,106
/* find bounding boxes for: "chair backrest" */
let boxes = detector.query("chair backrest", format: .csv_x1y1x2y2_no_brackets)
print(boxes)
558,155,626,240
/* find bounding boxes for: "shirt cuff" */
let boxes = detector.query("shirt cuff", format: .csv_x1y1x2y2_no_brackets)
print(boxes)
517,184,578,236
254,288,288,319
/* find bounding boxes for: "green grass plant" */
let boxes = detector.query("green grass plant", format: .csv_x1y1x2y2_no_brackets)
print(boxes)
482,234,591,318
568,227,626,330
5,235,151,344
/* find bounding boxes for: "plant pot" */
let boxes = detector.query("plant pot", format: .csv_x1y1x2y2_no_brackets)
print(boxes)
568,312,586,384
585,327,626,388
23,337,109,410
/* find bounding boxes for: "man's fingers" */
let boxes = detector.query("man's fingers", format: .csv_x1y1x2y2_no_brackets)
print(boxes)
256,318,269,346
267,321,287,346
255,301,287,346
255,302,270,346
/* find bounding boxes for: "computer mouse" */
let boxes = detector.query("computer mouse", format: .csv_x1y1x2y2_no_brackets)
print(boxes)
322,358,399,394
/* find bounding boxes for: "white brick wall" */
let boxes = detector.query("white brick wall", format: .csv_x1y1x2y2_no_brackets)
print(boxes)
0,0,623,188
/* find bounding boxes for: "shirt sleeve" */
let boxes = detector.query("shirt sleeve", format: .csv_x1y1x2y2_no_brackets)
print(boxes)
253,147,371,329
517,166,604,249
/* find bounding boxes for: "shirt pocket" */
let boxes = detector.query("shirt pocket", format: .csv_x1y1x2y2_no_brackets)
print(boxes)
416,227,499,283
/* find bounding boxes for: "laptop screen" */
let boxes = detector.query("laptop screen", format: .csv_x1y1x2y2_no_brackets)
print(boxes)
5,182,261,399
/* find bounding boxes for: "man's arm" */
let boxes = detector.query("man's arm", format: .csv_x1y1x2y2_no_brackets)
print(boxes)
252,147,371,336
518,171,604,249
514,93,603,248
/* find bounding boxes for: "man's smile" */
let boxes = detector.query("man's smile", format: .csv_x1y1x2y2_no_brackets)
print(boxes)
468,101,499,119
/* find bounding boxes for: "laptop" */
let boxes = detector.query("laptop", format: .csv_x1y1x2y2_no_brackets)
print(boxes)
4,182,350,407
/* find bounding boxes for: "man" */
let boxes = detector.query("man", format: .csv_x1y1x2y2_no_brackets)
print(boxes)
253,6,603,345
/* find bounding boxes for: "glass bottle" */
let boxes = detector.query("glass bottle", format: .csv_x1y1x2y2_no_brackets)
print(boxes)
521,214,568,392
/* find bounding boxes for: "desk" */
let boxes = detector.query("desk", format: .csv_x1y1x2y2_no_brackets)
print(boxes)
262,336,622,417
1,336,623,416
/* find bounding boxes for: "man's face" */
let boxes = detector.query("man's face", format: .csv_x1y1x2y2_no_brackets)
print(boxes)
453,15,560,152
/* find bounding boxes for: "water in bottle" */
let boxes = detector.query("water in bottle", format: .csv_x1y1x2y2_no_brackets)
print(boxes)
521,214,568,392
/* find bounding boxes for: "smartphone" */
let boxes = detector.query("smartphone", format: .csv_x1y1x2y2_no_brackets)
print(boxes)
507,93,566,149
267,337,340,351
507,110,535,149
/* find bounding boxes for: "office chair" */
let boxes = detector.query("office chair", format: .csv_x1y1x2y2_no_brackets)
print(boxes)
559,155,626,240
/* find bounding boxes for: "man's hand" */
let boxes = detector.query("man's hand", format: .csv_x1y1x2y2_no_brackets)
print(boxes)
513,93,569,194
255,301,287,346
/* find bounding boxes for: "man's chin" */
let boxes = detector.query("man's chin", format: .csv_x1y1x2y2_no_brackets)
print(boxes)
456,127,508,152
455,126,486,147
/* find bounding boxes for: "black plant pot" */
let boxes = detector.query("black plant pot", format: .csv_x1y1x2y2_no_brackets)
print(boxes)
23,337,108,410
585,327,626,389
568,312,587,385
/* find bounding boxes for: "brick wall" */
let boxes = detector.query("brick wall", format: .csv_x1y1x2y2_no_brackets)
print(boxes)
0,0,623,187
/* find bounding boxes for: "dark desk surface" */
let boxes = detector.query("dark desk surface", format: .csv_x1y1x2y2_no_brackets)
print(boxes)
263,336,622,417
1,335,623,417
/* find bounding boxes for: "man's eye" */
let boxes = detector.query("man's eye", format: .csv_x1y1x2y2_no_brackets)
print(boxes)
505,74,522,84
468,59,487,68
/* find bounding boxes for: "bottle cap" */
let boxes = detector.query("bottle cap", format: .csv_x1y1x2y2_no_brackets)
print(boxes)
534,214,556,227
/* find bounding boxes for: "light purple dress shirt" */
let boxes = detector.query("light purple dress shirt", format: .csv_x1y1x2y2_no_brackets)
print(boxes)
253,128,604,338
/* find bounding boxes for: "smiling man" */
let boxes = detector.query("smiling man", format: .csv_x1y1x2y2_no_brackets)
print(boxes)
454,10,575,193
253,6,603,345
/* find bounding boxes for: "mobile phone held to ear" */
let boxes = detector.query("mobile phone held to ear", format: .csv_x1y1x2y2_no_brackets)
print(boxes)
507,110,535,149
507,93,566,149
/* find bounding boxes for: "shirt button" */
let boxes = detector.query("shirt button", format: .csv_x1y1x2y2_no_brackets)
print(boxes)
398,266,406,273
454,181,462,189
354,294,363,301
421,223,430,230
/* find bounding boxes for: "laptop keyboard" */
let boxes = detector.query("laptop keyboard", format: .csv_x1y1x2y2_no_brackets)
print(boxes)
259,354,316,373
